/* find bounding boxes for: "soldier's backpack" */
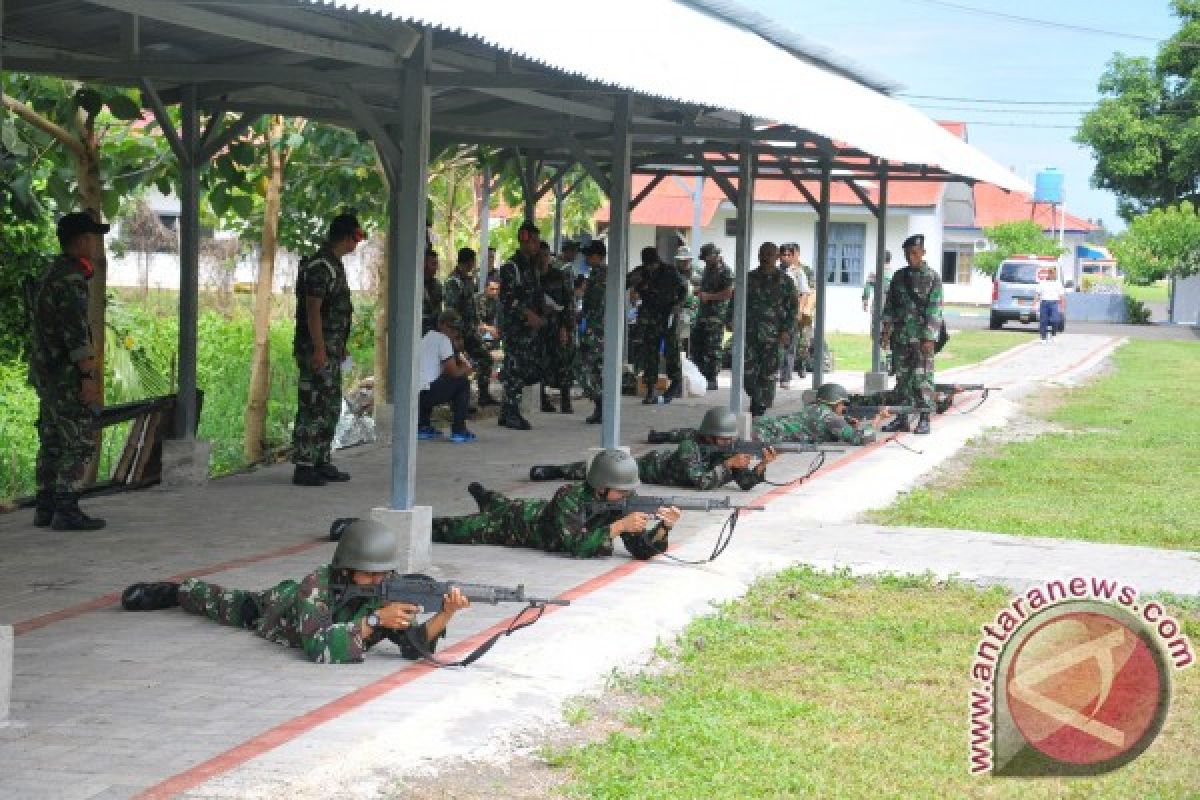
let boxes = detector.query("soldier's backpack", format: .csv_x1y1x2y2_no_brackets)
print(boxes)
902,269,950,353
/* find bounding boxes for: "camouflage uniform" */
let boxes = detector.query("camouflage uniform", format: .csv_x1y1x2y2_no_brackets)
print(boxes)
292,244,353,467
677,284,699,358
577,264,607,403
656,404,876,447
882,263,943,412
422,274,444,336
476,289,501,350
28,255,97,495
498,250,544,416
693,261,735,380
744,266,798,413
178,565,437,664
444,270,492,395
432,482,663,560
632,264,688,390
539,263,579,390
551,436,764,491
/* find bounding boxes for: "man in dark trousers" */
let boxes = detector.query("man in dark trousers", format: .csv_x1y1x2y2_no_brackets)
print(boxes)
497,220,546,430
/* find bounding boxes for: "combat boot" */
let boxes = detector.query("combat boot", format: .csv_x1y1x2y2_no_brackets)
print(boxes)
529,465,567,481
585,399,602,425
121,581,181,611
706,377,719,392
467,481,493,510
498,409,532,430
642,386,659,405
50,493,105,531
292,465,327,486
559,387,574,414
33,490,55,528
914,413,931,435
647,430,670,444
540,386,557,413
665,379,682,400
315,462,351,482
882,414,911,433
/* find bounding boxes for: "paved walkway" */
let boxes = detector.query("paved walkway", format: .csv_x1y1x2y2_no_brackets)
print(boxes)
1,333,1194,799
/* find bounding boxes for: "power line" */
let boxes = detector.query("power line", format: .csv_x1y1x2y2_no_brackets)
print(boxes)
899,93,1097,105
891,0,1164,42
945,120,1081,129
915,105,1089,115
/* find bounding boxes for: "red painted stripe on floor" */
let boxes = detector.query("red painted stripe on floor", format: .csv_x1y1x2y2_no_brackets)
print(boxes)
13,537,328,636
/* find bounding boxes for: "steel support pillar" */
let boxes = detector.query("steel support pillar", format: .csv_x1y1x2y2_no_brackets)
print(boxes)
870,169,890,373
690,176,704,250
478,161,492,292
600,94,632,449
176,85,200,438
385,171,400,405
390,37,431,511
552,174,565,253
729,121,755,414
812,159,832,388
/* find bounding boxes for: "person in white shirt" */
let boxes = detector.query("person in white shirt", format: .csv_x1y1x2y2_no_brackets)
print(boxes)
777,242,812,387
418,310,477,442
1034,269,1065,342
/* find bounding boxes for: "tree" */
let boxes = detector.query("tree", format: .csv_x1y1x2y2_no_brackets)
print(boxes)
1109,201,1200,284
973,221,1065,277
1075,1,1200,219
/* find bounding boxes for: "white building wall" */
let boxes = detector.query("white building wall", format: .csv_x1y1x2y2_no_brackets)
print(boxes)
105,248,375,292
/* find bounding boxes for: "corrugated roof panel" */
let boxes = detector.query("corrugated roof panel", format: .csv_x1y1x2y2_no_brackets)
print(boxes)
308,0,1030,193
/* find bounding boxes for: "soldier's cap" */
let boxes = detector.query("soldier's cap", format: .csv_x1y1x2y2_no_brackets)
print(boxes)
561,239,579,252
698,243,721,258
329,211,363,242
640,246,661,265
437,309,464,331
902,234,925,251
57,211,110,239
674,245,693,261
583,240,607,257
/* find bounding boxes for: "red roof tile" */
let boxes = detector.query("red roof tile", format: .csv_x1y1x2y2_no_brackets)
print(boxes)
968,182,1098,232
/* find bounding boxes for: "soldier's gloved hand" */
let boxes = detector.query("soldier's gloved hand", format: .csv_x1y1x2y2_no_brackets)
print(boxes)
616,511,650,535
655,506,681,531
376,602,419,629
920,340,936,357
724,453,753,471
311,346,329,371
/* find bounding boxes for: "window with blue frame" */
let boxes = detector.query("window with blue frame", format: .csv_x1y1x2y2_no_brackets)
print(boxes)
820,222,866,285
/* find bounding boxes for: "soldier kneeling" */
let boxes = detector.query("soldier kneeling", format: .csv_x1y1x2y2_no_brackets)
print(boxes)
120,519,469,664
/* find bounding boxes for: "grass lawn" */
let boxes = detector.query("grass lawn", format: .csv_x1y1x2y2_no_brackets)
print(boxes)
1125,280,1169,306
557,568,1199,799
873,340,1200,549
827,330,1028,373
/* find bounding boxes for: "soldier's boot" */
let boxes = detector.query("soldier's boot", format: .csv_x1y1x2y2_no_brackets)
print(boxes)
642,383,659,405
647,430,671,444
559,387,574,414
498,407,532,431
665,379,682,401
540,385,557,413
706,375,719,392
50,493,106,531
292,464,327,487
585,399,602,425
120,581,181,611
467,481,494,511
239,595,263,629
914,413,932,435
33,490,55,528
315,462,351,482
529,465,566,481
882,414,911,433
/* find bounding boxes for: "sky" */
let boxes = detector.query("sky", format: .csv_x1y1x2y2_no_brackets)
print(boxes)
740,0,1182,230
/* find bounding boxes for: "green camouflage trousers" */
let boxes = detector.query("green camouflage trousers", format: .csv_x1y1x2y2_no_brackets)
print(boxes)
892,341,935,412
542,329,579,389
179,575,273,629
461,331,494,394
692,316,725,380
577,328,604,402
432,490,545,547
35,394,95,494
636,316,681,386
500,330,542,415
744,339,783,411
292,357,343,466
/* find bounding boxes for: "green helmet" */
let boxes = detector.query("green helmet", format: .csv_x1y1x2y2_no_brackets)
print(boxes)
331,518,400,572
585,449,640,492
815,382,849,406
698,407,738,438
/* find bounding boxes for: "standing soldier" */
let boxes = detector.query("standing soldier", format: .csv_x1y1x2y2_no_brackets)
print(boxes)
674,247,699,360
476,277,502,349
577,240,608,424
538,245,578,414
632,247,688,404
421,248,443,336
26,211,110,530
693,243,734,391
744,242,797,416
881,234,943,435
291,212,362,486
444,247,497,406
497,220,546,430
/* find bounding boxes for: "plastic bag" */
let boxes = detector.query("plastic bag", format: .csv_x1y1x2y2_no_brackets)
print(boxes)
682,356,707,397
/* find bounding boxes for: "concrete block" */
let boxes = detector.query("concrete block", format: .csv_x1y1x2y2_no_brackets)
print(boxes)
735,411,754,440
374,402,393,442
864,371,890,395
160,439,211,487
371,505,433,573
0,625,11,726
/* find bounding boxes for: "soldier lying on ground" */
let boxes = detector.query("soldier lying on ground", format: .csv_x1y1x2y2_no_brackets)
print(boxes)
120,519,469,664
432,449,681,560
529,407,775,491
647,383,893,446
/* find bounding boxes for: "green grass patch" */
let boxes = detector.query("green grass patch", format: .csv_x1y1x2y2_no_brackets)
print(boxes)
827,330,1027,373
873,340,1200,548
560,568,1200,799
1124,280,1169,306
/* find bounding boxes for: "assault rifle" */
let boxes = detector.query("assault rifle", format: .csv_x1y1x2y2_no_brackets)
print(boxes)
333,574,569,613
844,405,914,420
582,493,765,519
935,383,1002,394
699,441,846,457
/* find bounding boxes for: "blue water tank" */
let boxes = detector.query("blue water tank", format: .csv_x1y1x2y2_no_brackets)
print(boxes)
1034,168,1064,204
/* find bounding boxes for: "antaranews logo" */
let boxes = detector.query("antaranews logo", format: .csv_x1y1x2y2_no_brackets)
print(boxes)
967,577,1193,777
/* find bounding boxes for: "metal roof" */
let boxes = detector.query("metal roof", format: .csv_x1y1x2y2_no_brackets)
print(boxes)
1,0,1031,192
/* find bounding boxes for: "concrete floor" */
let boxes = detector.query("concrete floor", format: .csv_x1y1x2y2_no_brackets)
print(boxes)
1,333,1195,799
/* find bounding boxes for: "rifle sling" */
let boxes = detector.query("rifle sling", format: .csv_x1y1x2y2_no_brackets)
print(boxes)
400,602,549,668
